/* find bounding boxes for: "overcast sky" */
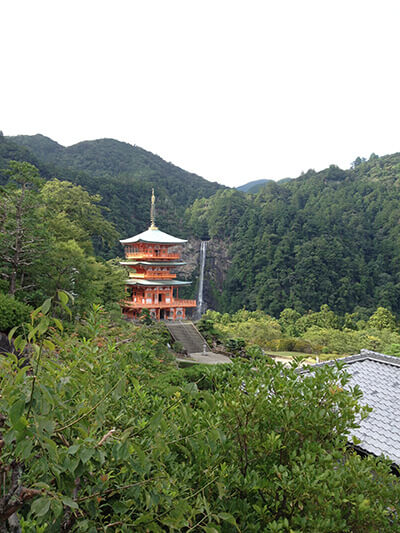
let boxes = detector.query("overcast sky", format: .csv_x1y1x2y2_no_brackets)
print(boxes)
2,0,400,187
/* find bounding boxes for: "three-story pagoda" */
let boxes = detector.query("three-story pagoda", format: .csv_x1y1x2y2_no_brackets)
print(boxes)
120,190,196,320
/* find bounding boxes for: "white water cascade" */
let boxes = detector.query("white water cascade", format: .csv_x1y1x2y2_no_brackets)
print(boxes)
196,240,208,318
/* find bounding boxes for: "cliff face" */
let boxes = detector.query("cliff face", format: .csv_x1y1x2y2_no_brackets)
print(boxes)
180,238,232,312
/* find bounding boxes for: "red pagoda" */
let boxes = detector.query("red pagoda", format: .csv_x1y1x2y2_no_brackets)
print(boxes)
120,190,196,320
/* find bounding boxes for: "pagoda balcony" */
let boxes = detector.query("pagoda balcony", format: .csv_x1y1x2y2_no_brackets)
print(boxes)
122,299,196,309
125,251,181,260
129,273,177,280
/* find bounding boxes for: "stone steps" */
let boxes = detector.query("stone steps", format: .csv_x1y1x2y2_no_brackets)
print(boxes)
166,321,210,355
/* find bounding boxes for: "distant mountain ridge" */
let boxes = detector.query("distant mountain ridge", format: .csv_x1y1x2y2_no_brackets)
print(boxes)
237,179,273,193
237,177,292,193
8,134,222,196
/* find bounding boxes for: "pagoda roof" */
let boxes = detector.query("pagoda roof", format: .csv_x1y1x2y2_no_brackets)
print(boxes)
120,228,187,245
125,279,191,287
120,261,186,267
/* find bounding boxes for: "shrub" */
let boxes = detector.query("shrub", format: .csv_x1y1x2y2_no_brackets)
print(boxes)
0,293,32,332
264,337,316,354
293,338,316,353
172,341,185,353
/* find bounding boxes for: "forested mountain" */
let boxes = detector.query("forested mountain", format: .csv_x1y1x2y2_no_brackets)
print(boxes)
187,154,400,316
5,134,224,254
237,178,273,193
5,131,400,318
237,177,292,193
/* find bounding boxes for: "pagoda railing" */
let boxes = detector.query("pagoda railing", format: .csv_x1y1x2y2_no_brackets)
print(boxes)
122,299,196,309
129,273,177,279
126,252,181,260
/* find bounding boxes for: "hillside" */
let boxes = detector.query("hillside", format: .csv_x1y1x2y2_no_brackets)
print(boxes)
187,153,400,316
6,131,400,318
5,134,224,254
0,133,54,178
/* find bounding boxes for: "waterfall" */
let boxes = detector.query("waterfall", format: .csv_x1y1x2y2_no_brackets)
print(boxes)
196,240,207,318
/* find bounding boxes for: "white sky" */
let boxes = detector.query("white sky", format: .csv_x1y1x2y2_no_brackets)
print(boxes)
2,0,400,187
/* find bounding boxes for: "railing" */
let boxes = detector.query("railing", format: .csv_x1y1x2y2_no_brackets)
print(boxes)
126,252,181,260
122,299,196,309
129,273,177,279
174,299,197,306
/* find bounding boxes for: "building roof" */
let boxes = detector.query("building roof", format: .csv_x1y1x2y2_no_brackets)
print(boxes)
120,228,187,245
120,261,186,267
125,279,191,287
307,350,400,465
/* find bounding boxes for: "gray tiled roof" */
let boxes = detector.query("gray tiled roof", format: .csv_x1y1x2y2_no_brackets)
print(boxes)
308,350,400,464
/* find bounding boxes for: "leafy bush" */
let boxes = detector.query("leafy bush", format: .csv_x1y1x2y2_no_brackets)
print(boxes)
172,340,184,353
0,293,32,332
368,307,397,331
2,299,400,531
301,326,400,355
293,338,317,353
265,337,316,353
386,343,400,357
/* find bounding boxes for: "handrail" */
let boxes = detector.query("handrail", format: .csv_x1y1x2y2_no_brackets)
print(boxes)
126,252,181,260
129,273,177,279
122,299,196,309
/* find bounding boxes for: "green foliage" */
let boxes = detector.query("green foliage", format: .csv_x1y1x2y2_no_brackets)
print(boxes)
40,179,118,251
265,337,316,354
0,161,46,296
203,359,399,532
368,306,397,331
204,309,282,351
200,306,400,357
279,308,301,335
7,135,224,256
0,161,125,313
8,134,400,320
184,152,400,317
0,293,32,332
1,300,400,530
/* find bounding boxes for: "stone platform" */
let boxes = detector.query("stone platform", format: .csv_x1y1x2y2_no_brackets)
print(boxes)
176,351,232,365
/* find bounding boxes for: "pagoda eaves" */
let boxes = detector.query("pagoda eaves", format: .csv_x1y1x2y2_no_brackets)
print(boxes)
119,190,196,321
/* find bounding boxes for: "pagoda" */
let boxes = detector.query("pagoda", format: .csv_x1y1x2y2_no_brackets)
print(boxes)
119,190,197,320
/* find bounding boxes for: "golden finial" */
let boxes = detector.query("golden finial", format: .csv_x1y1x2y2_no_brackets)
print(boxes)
150,188,158,230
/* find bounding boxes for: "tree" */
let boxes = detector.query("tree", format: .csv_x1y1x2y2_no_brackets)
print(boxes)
368,306,397,331
0,161,44,295
40,179,117,253
279,308,301,335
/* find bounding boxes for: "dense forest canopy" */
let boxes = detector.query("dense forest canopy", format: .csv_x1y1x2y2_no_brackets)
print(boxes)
187,153,400,316
6,134,224,254
5,131,400,318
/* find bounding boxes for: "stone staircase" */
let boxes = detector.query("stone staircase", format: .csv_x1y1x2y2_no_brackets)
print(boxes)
166,321,210,354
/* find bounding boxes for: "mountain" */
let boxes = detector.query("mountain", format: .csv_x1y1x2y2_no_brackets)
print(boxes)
237,177,292,194
7,131,400,318
237,179,273,193
187,154,400,316
0,133,54,179
6,134,225,255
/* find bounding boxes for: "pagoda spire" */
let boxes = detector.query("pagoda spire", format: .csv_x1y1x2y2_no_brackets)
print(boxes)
149,188,158,230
